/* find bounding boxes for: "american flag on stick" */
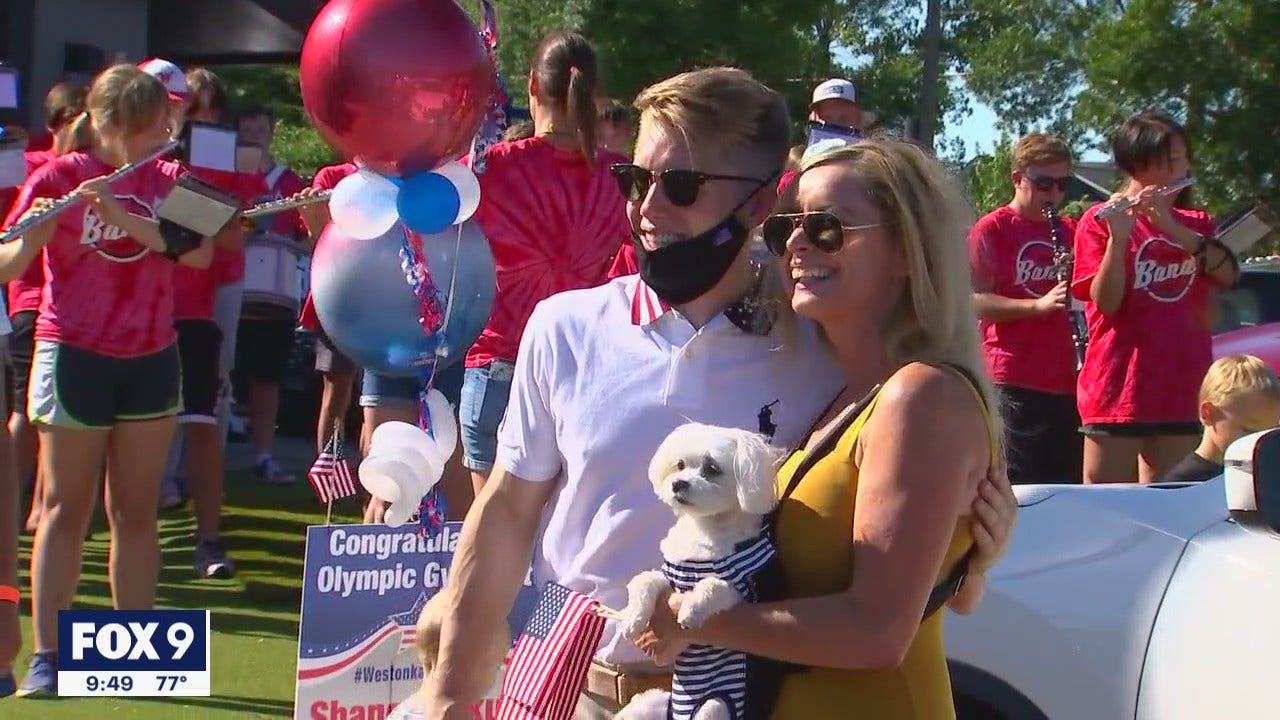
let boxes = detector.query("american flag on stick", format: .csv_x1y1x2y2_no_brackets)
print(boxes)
307,425,357,504
497,582,607,720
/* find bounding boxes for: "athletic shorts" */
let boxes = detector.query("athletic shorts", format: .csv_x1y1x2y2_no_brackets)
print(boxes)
7,311,35,418
1081,421,1201,438
29,341,181,429
175,319,223,425
234,317,295,383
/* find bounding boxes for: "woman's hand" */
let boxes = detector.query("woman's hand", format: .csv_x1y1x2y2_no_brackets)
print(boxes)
1134,184,1182,237
1102,191,1136,241
296,187,332,239
633,590,692,667
15,197,55,226
969,461,1017,573
75,177,128,226
364,497,388,524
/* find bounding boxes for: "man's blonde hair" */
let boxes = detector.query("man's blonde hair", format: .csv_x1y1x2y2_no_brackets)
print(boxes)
1011,133,1073,172
633,67,791,176
1200,354,1280,406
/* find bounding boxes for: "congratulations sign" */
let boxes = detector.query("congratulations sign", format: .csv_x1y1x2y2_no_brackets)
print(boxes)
294,523,538,719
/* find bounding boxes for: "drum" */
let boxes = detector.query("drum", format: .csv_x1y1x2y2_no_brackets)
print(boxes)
241,232,303,321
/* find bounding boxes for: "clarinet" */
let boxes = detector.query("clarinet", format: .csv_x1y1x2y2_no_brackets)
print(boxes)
1043,205,1088,372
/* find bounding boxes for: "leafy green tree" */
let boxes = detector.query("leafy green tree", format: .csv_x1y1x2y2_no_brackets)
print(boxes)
213,64,337,176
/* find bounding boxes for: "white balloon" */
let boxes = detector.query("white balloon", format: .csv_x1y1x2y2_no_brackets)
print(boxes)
358,454,406,503
433,161,481,225
424,387,459,462
328,168,401,240
371,421,447,471
383,497,418,528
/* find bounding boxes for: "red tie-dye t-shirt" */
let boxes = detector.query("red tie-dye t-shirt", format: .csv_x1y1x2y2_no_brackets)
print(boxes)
466,138,630,366
297,162,357,332
8,152,183,357
969,205,1078,395
3,150,57,315
1071,205,1219,425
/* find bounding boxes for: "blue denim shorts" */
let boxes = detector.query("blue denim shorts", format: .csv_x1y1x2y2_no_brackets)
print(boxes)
359,360,464,409
460,361,515,473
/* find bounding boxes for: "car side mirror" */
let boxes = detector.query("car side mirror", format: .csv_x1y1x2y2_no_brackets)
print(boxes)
1225,427,1280,532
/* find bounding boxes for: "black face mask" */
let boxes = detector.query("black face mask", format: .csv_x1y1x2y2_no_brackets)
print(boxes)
633,178,771,305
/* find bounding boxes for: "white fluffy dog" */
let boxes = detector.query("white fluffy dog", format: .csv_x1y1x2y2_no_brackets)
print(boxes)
617,422,784,720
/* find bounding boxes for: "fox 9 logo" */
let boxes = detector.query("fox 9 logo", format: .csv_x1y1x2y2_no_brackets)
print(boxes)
59,609,210,672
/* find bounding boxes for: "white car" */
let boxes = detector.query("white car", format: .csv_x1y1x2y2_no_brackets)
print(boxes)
945,429,1280,720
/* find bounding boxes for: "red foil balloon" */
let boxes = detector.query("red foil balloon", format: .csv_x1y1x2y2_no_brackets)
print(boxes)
300,0,495,177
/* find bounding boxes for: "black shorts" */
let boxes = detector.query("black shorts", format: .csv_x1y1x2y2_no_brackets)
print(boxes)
176,319,223,424
7,311,35,417
1081,421,1202,438
314,328,356,375
999,385,1083,485
28,341,181,429
234,317,295,383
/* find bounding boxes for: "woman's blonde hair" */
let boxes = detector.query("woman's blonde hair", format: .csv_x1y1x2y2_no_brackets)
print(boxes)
67,64,169,152
1200,354,1280,406
798,138,1004,452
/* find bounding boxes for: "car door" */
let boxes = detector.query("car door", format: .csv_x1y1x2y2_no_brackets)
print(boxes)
1137,519,1280,719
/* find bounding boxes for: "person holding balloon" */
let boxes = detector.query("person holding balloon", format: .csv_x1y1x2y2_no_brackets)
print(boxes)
457,30,632,494
0,65,225,698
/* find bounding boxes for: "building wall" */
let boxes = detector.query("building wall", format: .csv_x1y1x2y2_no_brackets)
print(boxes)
23,0,149,125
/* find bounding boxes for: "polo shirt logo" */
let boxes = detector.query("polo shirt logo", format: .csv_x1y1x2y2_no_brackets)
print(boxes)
757,400,779,440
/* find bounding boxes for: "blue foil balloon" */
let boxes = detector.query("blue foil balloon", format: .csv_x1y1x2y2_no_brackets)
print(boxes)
397,172,461,234
311,221,496,377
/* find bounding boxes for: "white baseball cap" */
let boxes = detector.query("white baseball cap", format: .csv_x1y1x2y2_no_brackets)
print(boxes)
810,78,857,107
138,58,188,101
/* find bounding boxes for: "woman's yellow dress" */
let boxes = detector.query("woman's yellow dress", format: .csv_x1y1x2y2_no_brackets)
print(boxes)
770,380,992,719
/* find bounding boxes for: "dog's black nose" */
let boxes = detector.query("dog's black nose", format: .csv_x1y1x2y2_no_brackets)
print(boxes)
671,479,690,493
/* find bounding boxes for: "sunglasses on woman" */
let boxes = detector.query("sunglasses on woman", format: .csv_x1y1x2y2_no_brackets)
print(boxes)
609,163,765,207
761,211,884,257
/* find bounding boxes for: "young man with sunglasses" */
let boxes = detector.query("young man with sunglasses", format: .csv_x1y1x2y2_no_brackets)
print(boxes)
425,68,1018,720
969,132,1083,485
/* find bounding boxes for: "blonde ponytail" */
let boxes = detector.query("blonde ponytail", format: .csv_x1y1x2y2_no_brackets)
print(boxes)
66,111,94,153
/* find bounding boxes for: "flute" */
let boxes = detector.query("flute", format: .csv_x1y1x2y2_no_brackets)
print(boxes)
241,190,332,221
1044,204,1088,372
1095,176,1195,220
0,139,182,244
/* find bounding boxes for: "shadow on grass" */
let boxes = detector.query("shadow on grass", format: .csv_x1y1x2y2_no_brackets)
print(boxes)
126,693,295,717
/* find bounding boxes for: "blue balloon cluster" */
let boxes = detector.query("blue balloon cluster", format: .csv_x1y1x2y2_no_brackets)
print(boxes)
311,221,497,377
396,172,461,235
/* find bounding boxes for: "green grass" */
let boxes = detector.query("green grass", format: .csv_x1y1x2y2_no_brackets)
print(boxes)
2,470,365,720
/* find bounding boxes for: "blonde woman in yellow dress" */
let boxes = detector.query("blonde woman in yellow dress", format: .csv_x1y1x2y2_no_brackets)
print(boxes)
636,138,1009,719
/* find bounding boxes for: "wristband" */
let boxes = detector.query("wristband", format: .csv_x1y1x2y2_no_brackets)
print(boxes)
0,585,18,604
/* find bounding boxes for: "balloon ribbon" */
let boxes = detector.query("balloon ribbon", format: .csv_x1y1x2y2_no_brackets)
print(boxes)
397,225,447,537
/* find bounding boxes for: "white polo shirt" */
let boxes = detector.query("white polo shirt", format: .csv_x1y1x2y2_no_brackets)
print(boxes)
496,275,842,665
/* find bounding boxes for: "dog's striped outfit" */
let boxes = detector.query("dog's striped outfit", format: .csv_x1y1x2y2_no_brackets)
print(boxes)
664,534,778,720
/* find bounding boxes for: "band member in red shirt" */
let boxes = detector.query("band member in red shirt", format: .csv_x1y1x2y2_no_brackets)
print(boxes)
3,82,87,533
0,65,224,697
297,161,358,455
1072,112,1238,484
234,105,308,485
970,133,1082,484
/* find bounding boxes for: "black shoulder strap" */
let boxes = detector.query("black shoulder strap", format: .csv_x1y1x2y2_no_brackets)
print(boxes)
920,362,991,621
773,384,882,510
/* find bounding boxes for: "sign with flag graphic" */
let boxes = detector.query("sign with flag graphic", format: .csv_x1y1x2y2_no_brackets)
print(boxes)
497,583,607,720
307,430,357,503
294,523,540,720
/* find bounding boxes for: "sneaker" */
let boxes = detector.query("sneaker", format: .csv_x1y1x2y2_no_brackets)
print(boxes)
254,457,295,486
194,539,236,579
15,651,56,698
0,672,15,698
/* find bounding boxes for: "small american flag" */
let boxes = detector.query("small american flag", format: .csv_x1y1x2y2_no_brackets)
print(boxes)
497,582,606,720
307,429,357,503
